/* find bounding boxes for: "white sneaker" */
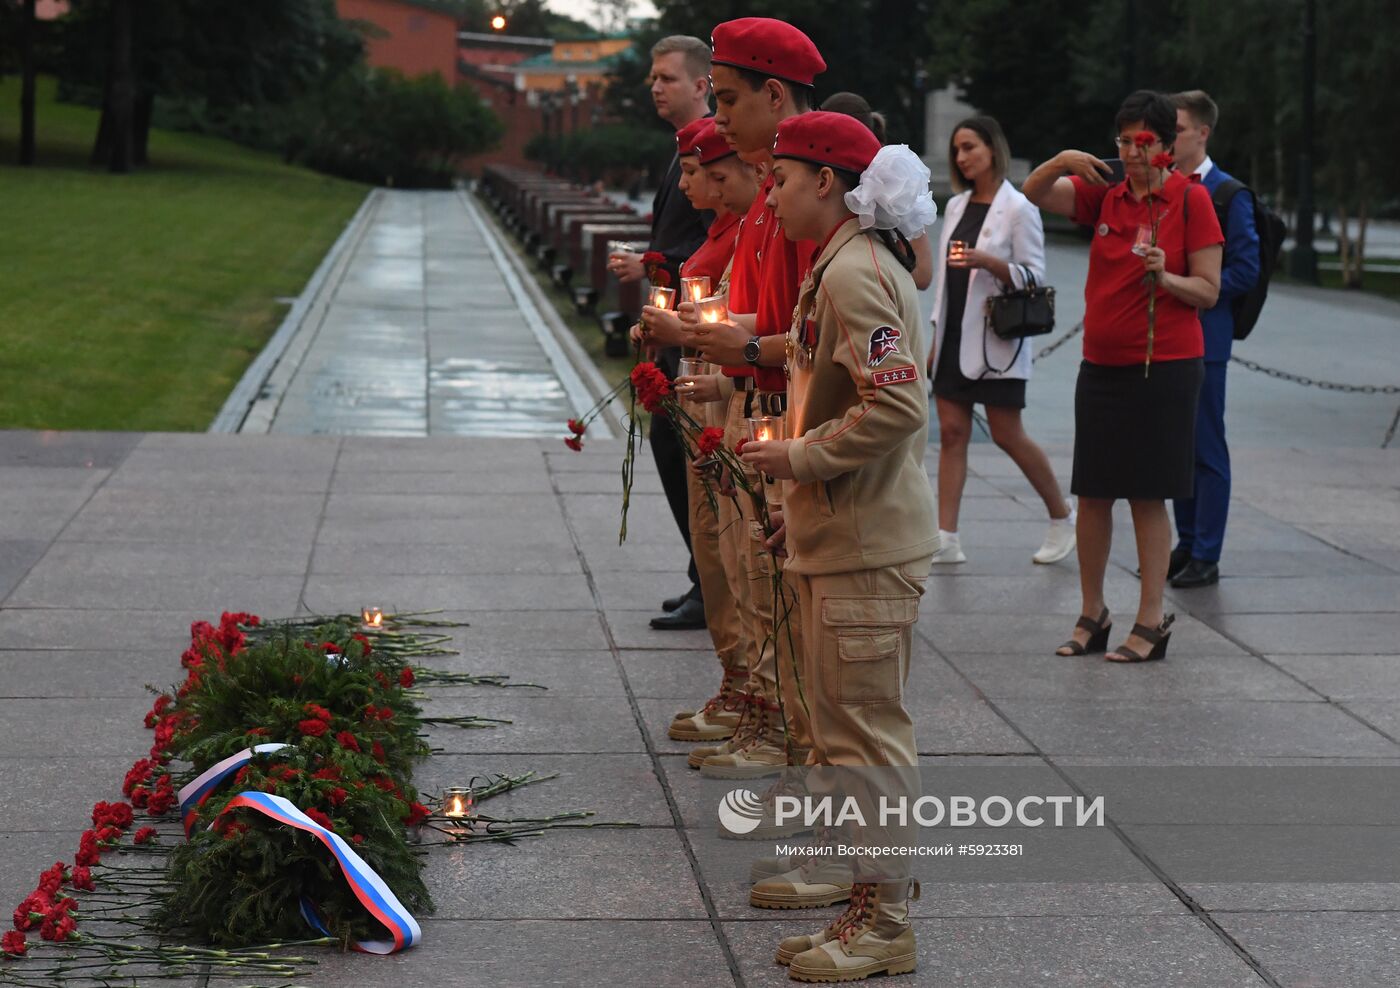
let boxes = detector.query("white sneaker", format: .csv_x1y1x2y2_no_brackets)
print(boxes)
1033,509,1077,565
931,530,966,565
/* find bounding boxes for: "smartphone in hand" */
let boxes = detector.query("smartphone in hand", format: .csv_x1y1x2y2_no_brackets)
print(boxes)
1101,158,1127,183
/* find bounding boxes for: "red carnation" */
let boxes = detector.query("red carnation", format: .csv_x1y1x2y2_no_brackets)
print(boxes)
13,893,49,932
352,834,365,845
303,702,333,722
630,361,672,414
95,827,121,845
402,802,431,827
146,786,176,816
133,827,157,845
399,667,415,688
1150,151,1174,170
37,863,66,896
2,930,27,957
564,436,583,452
69,866,95,891
371,741,387,764
335,731,361,753
371,775,397,793
328,787,349,807
312,766,342,782
74,832,100,867
1133,130,1156,147
377,707,394,722
122,759,154,797
304,808,334,830
298,719,329,738
351,632,373,656
697,426,724,456
567,418,586,436
245,726,270,737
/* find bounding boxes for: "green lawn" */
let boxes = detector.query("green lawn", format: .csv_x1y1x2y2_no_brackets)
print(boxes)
0,77,367,430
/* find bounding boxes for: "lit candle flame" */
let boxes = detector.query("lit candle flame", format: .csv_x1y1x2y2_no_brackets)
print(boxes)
448,795,464,817
361,607,383,628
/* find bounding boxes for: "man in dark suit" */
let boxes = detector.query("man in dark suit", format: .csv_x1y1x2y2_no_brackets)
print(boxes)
608,36,714,628
1169,90,1261,588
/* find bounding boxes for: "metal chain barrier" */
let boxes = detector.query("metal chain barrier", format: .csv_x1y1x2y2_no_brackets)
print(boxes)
1034,321,1083,360
1228,355,1400,396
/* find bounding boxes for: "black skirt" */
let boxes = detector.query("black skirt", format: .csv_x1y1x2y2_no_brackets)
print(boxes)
1071,357,1204,500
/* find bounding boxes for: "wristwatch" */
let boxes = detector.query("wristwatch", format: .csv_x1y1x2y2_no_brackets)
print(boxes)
743,336,762,365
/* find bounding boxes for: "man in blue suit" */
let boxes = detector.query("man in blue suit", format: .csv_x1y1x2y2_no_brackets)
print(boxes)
1168,90,1262,588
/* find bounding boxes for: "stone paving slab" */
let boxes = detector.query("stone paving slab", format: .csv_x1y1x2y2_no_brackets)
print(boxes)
1,430,1398,984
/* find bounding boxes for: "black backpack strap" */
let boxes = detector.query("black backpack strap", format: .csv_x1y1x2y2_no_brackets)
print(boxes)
1210,178,1247,233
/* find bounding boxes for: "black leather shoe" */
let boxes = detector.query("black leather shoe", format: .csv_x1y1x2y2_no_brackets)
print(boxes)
1167,547,1192,581
1171,558,1219,588
650,596,706,630
661,585,697,613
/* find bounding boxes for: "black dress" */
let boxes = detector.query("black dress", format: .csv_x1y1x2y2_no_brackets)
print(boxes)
933,202,1026,409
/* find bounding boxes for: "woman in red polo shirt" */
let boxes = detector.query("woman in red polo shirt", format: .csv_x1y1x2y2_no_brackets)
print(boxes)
1023,90,1223,663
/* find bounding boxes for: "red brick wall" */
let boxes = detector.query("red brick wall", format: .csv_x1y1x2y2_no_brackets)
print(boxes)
336,0,459,81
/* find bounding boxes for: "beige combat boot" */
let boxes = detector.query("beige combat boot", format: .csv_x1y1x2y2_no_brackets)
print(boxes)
688,691,759,768
751,857,853,909
669,674,745,742
699,697,786,780
780,880,919,981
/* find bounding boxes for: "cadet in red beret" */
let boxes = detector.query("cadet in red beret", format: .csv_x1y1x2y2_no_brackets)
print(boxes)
631,113,755,757
690,17,823,802
741,110,938,983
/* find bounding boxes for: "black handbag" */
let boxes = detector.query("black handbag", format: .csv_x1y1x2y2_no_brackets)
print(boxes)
984,264,1055,341
978,264,1055,377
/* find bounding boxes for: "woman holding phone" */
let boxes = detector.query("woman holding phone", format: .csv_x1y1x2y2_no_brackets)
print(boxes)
1022,90,1223,663
928,115,1074,568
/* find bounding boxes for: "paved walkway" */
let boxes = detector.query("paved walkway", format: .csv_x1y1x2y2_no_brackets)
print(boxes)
219,189,610,438
2,427,1399,986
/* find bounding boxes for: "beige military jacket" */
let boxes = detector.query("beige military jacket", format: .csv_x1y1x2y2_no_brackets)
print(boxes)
783,218,938,575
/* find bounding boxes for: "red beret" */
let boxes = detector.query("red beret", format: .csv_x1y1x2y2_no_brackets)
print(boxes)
772,111,882,174
675,118,709,157
692,119,735,165
711,17,826,88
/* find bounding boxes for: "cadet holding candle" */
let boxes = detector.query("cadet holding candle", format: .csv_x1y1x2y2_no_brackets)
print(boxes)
740,111,937,982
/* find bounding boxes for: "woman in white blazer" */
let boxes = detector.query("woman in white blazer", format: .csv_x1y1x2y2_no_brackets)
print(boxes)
928,116,1073,566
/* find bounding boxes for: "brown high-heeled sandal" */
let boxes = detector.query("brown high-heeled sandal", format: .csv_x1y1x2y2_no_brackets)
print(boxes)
1055,608,1111,656
1106,614,1176,663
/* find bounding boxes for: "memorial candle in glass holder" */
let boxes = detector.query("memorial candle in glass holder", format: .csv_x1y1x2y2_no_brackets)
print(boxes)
696,294,728,324
677,357,705,399
948,240,967,263
649,286,676,310
360,606,383,630
441,786,475,825
747,416,779,443
680,276,711,303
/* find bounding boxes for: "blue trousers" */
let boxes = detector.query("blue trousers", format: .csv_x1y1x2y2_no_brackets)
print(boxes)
1173,360,1230,563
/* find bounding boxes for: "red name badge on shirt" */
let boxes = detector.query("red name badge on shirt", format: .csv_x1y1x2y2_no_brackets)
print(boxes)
872,365,918,388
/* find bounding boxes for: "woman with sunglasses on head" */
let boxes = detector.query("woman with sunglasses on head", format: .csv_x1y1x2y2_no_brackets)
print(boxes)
1023,90,1223,663
928,115,1075,569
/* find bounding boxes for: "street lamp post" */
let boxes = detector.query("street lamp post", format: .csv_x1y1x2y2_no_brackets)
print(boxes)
1289,0,1318,282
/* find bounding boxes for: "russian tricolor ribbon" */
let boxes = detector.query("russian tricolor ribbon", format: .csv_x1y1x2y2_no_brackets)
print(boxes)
214,792,422,954
177,743,289,836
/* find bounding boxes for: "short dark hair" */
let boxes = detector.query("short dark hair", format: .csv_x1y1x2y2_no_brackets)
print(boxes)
947,115,1011,192
733,66,812,112
1173,89,1219,130
1114,89,1177,149
821,92,886,143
